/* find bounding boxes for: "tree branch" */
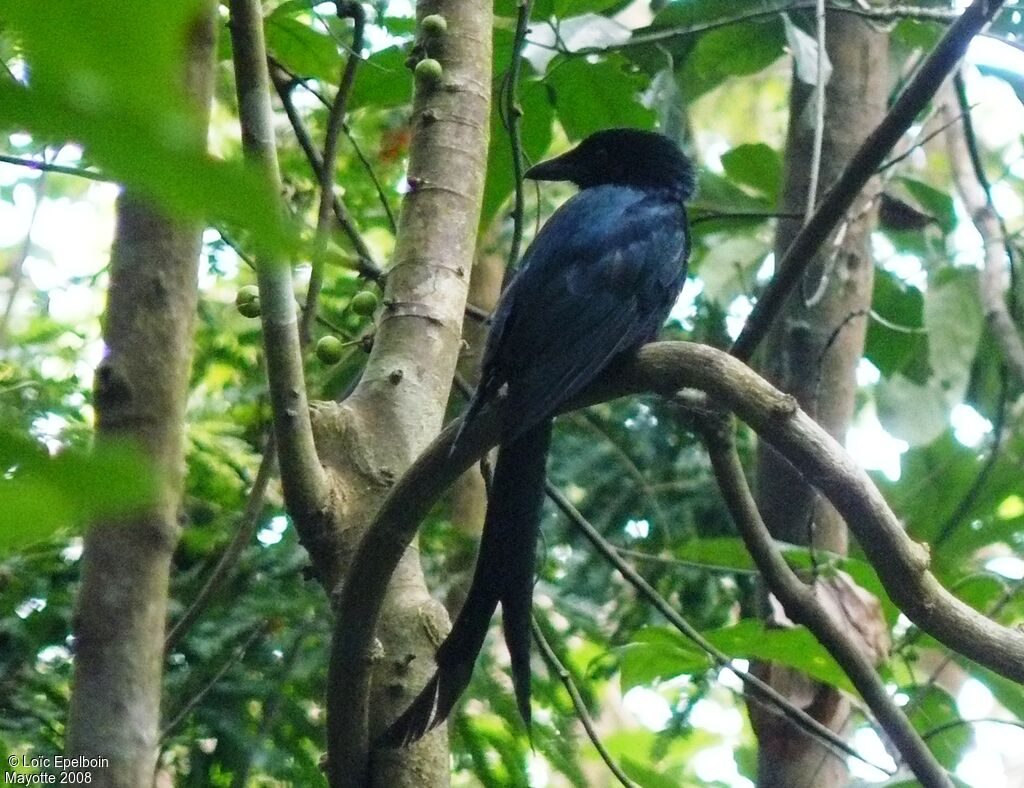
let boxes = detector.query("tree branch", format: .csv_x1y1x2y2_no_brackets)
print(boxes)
269,64,384,284
0,152,110,182
228,0,331,565
944,73,1024,388
731,0,1007,361
303,1,367,343
324,1,493,784
532,617,639,788
500,0,532,286
542,477,885,771
332,341,1024,770
699,414,952,788
165,436,276,652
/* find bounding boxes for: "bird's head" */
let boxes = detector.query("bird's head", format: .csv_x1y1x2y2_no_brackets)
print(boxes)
525,128,695,199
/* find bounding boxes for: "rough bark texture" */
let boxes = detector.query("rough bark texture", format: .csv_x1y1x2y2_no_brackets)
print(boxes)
65,6,217,785
752,13,888,787
320,2,492,786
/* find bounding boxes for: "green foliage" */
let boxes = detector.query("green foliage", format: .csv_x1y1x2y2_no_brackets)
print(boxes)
0,431,158,552
0,1,288,252
3,3,1024,785
547,55,656,140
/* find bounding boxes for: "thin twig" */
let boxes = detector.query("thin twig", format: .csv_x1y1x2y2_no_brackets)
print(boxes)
689,210,803,226
160,622,269,738
0,153,111,182
614,545,759,574
501,0,533,289
269,64,384,284
342,123,398,233
303,2,368,344
532,617,639,788
922,717,1024,741
544,478,890,772
532,2,962,58
804,0,827,222
875,106,973,173
731,0,1007,361
165,436,277,652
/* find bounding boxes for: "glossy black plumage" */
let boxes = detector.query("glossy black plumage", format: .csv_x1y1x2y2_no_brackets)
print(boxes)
381,128,694,747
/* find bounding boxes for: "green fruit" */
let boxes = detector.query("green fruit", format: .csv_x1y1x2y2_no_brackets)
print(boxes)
237,297,261,318
350,290,379,316
235,285,259,306
316,335,345,365
415,58,443,85
421,14,447,36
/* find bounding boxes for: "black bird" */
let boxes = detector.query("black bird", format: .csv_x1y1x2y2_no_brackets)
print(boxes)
382,128,695,747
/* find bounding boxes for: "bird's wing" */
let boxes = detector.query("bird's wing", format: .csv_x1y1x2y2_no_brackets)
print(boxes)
486,186,689,436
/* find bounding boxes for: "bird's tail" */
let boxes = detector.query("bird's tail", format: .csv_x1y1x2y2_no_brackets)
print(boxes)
380,421,553,747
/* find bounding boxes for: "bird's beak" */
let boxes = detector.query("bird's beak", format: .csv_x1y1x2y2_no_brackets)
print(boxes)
525,149,580,182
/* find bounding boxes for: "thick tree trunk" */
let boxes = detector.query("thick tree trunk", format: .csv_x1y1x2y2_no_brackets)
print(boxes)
752,13,888,787
65,6,216,786
315,2,493,786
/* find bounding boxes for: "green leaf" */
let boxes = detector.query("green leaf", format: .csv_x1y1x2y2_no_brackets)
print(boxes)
704,620,855,692
266,15,341,81
673,538,893,625
1,1,289,253
553,0,624,16
720,143,782,203
495,0,555,19
899,177,956,233
876,373,950,446
675,537,758,572
678,19,786,99
925,269,983,398
864,269,928,381
903,686,972,770
347,46,413,110
480,78,554,230
692,170,773,214
0,432,159,552
696,235,769,306
547,55,655,140
619,627,709,690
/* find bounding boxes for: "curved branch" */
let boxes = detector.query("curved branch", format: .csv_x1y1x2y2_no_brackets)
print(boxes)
452,369,877,765
731,0,1007,361
332,341,1024,788
228,0,330,554
699,415,952,788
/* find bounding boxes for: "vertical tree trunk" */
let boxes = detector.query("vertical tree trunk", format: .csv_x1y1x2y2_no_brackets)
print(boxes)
66,6,216,785
316,2,493,786
752,13,888,787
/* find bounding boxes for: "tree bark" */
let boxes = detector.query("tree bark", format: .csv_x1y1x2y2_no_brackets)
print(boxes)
319,2,493,786
65,5,217,786
752,12,888,787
